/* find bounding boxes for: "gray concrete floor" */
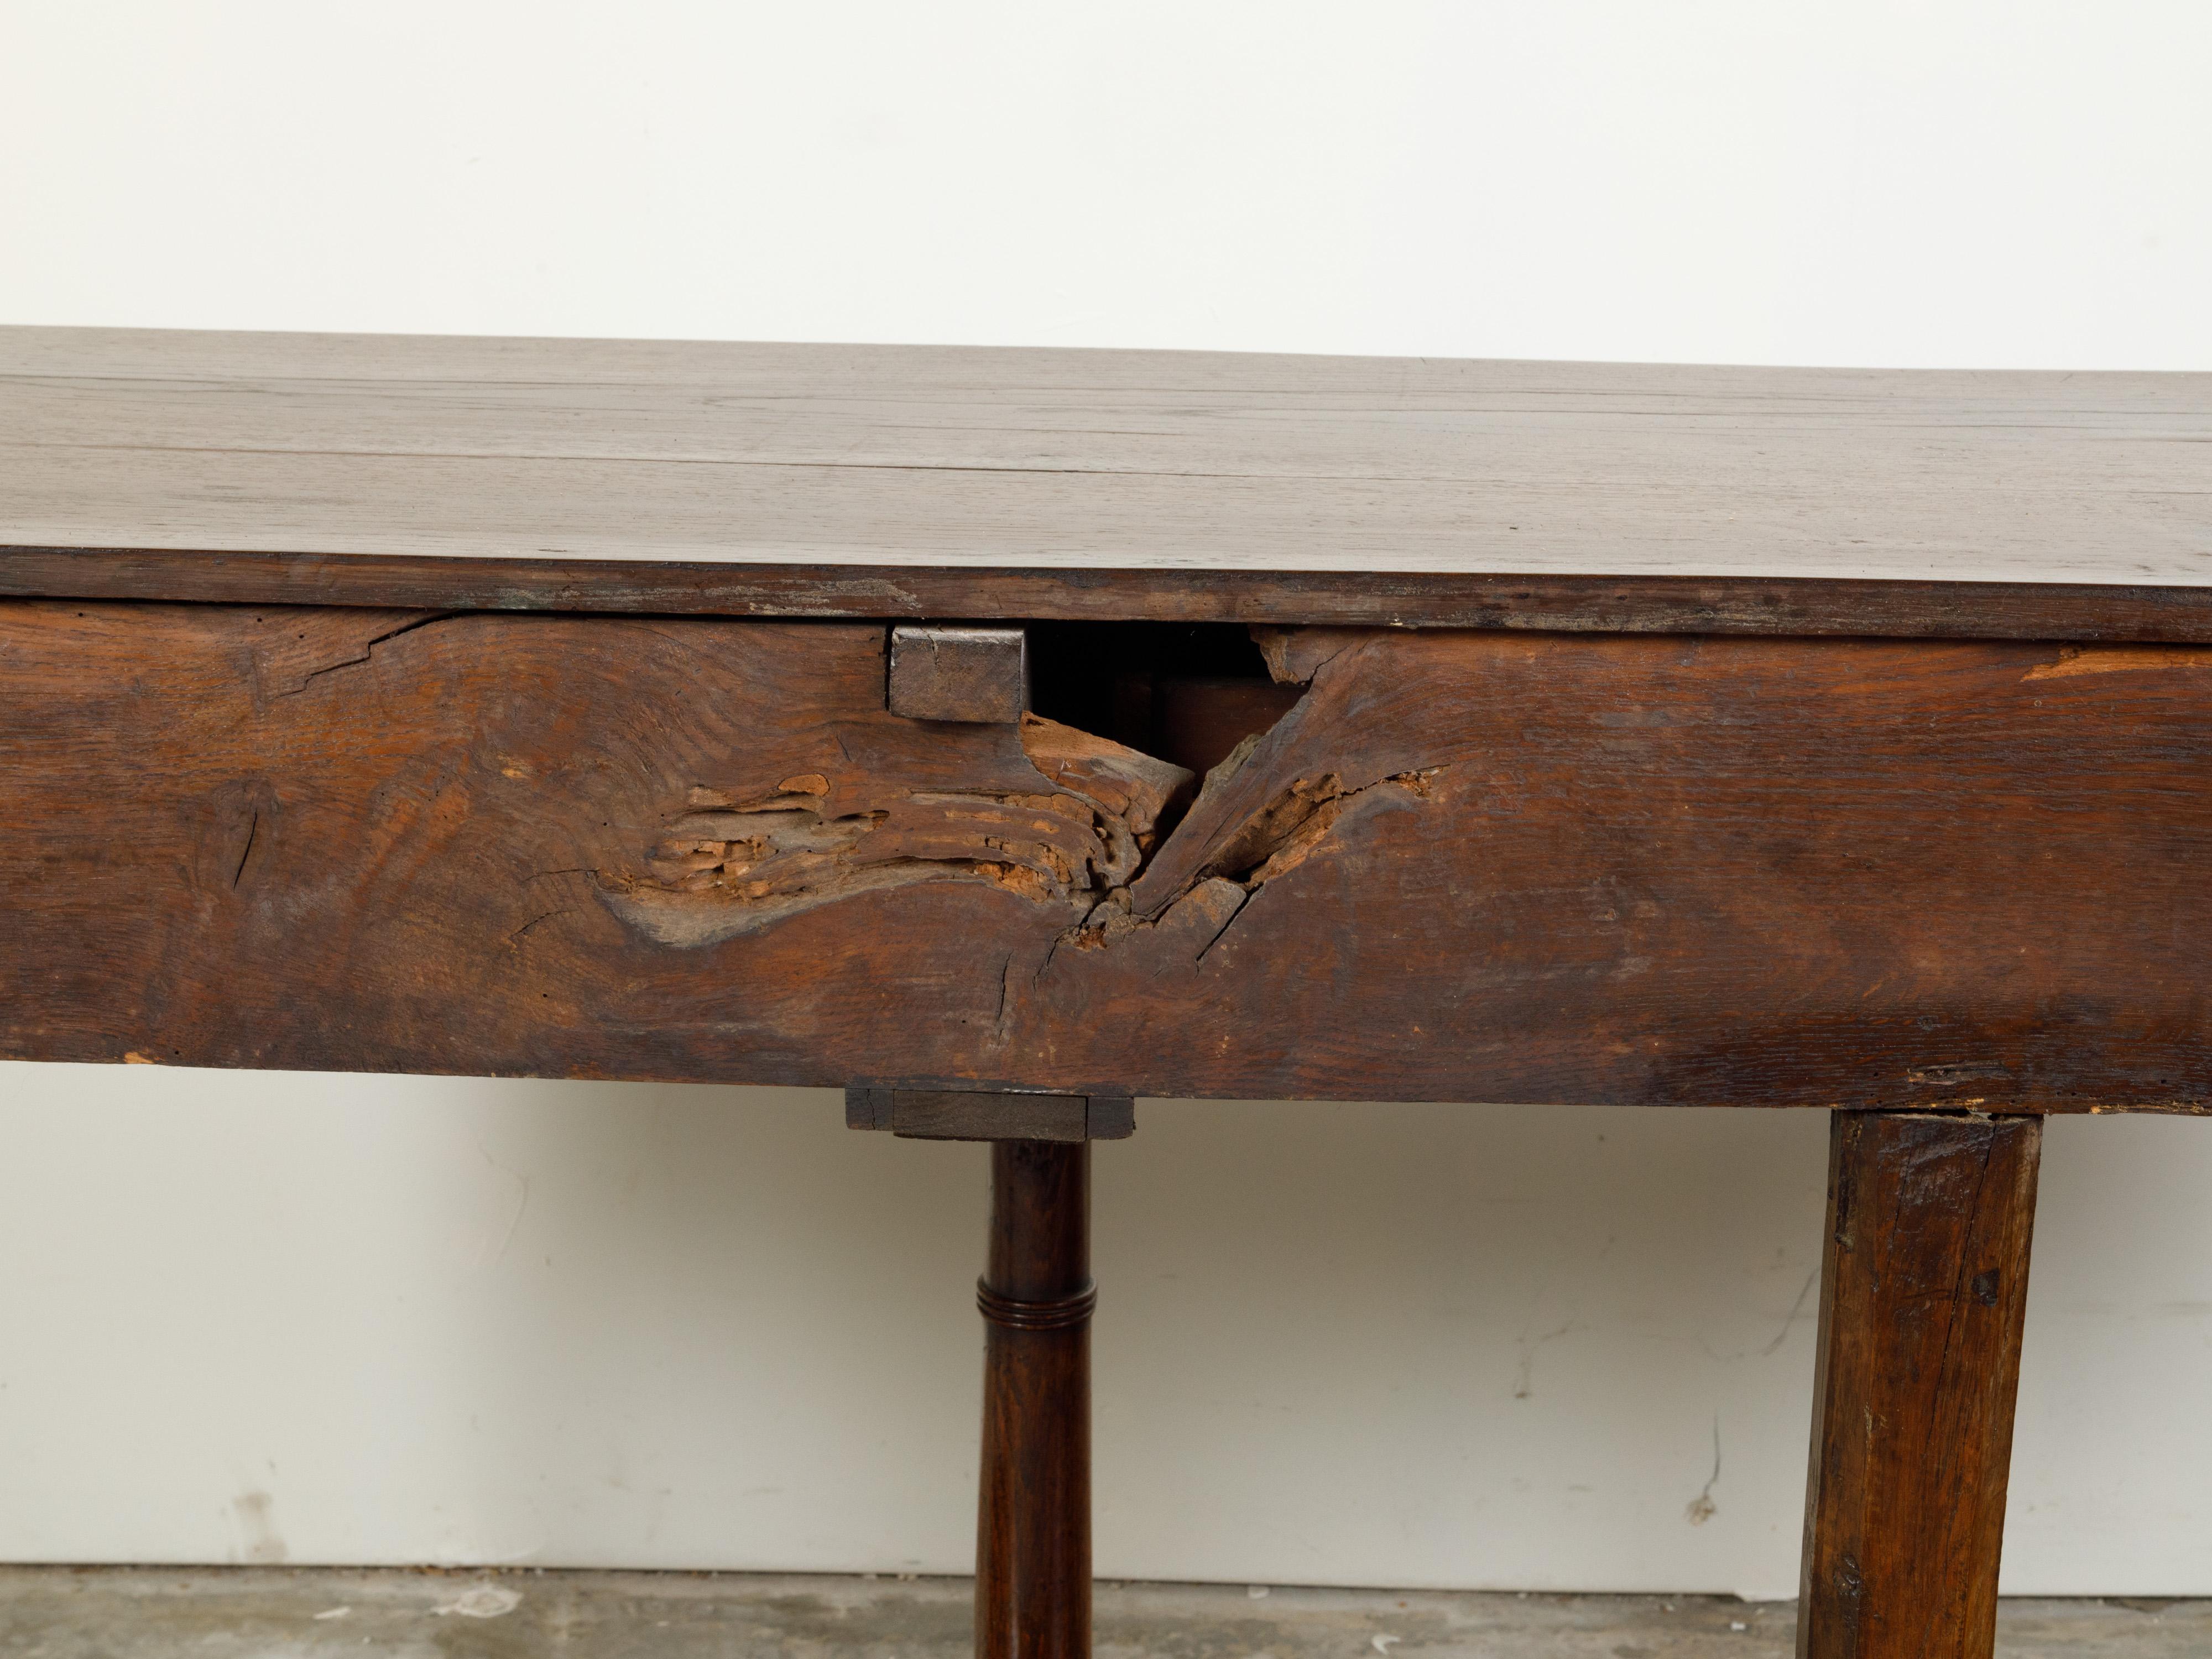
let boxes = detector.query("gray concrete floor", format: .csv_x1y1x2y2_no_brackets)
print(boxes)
1,1568,2205,1657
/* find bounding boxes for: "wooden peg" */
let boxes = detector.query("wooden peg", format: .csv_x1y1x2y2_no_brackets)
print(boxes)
888,624,1029,723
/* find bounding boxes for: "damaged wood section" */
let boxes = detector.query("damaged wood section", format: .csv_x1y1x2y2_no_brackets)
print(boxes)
604,715,1193,947
1052,759,1440,966
3,600,2211,1109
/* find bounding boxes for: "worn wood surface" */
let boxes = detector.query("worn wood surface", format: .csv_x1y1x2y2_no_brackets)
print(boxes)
977,1140,1093,1659
1798,1112,2042,1659
6,327,2212,637
3,599,2209,1109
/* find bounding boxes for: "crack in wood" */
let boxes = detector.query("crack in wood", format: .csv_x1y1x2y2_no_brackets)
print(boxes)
267,612,454,696
1044,761,1441,968
231,809,260,890
593,629,1439,958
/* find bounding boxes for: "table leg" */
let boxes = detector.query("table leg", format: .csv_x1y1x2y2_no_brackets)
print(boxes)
1797,1110,2042,1659
976,1139,1093,1659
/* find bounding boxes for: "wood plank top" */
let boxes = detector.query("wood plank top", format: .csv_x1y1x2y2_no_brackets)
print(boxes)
5,325,2211,635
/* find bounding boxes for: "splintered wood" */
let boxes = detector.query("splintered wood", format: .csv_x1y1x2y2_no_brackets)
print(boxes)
605,716,1196,946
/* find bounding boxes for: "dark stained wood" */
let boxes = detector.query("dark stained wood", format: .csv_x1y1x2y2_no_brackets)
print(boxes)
843,1088,1136,1142
977,1140,1092,1659
3,600,2210,1111
943,1095,1079,1146
1083,1097,1135,1141
846,1087,897,1131
1798,1112,2042,1659
888,625,1030,723
11,547,2212,642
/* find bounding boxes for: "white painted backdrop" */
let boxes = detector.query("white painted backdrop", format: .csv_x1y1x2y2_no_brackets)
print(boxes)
2,2,2209,1601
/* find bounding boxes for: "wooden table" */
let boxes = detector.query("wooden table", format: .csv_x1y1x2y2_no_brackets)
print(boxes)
5,327,2209,1659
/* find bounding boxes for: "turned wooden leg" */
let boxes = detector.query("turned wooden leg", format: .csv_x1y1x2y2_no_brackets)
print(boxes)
1798,1111,2042,1659
976,1139,1093,1659
847,1086,1121,1657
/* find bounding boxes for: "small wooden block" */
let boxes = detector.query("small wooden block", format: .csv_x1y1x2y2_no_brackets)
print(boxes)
844,1086,896,1131
887,625,1028,723
844,1087,1135,1142
1084,1096,1135,1140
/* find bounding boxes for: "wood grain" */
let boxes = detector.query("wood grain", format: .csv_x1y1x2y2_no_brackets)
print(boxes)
5,326,2212,637
976,1139,1092,1659
1798,1112,2042,1659
3,600,2209,1109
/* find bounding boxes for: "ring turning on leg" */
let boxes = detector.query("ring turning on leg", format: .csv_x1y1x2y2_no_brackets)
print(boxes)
975,1140,1093,1659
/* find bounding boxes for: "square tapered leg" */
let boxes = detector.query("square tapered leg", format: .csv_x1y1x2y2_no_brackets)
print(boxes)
1798,1111,2042,1659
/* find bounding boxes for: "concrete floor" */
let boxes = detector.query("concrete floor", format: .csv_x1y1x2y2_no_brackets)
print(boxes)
2,1569,2206,1657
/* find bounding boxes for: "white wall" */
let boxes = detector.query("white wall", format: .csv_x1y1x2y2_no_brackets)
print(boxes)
3,0,2210,1600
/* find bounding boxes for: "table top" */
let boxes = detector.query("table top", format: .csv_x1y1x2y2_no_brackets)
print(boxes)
5,325,2211,635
